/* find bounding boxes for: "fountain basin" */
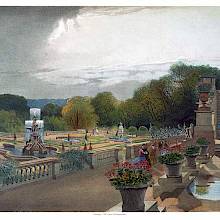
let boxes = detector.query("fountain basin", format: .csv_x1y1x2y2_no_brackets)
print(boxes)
0,146,57,161
189,177,220,201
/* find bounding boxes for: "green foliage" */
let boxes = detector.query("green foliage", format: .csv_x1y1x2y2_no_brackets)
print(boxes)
0,160,17,178
62,97,97,129
138,126,148,136
127,126,137,136
42,103,62,117
198,84,211,93
158,152,184,165
185,145,200,156
117,99,150,128
0,110,23,132
91,92,118,127
197,137,209,145
44,116,67,131
0,94,28,120
59,149,90,170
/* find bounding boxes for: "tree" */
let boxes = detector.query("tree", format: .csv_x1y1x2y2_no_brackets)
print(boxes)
117,99,150,128
0,110,23,132
91,92,118,127
0,94,29,120
44,116,67,131
42,103,62,118
62,97,97,129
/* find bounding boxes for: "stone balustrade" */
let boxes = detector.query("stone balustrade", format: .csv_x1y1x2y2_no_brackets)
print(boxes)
90,148,118,168
0,157,58,191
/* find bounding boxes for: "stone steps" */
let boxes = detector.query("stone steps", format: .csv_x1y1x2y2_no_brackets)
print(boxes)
106,200,166,212
214,144,220,156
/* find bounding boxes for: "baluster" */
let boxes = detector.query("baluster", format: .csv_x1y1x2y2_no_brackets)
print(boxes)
38,165,41,178
20,169,23,182
24,168,28,181
28,167,32,180
11,176,14,184
33,166,36,179
42,164,46,176
46,164,49,176
15,170,19,183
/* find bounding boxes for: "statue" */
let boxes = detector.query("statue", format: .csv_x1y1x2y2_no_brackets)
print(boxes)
184,123,194,139
118,122,124,137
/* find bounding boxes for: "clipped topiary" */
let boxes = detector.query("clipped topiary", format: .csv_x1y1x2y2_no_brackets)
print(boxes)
128,126,137,136
138,126,148,136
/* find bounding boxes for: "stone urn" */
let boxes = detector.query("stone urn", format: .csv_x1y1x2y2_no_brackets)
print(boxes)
186,154,198,169
165,161,183,177
199,92,209,103
117,185,148,212
199,145,209,157
199,92,209,110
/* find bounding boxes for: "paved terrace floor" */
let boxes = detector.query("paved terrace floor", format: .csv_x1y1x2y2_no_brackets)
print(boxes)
0,165,122,212
0,163,166,212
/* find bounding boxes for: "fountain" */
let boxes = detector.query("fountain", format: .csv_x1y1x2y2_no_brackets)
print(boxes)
23,108,47,155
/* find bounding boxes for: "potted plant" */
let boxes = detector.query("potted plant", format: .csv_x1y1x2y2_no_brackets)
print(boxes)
158,152,184,177
184,145,200,169
196,137,209,156
105,160,152,212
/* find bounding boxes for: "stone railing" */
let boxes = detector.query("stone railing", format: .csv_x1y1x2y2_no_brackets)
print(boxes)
0,153,95,191
0,157,58,191
90,148,119,168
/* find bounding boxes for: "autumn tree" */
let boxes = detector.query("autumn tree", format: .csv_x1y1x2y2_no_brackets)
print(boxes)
62,97,97,130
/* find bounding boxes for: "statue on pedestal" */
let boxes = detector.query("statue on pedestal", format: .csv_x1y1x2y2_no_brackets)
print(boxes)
118,122,124,137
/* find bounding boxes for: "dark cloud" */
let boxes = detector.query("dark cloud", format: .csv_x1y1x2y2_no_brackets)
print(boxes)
0,7,80,71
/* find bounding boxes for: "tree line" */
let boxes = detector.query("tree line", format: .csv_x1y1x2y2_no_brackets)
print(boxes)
1,62,220,132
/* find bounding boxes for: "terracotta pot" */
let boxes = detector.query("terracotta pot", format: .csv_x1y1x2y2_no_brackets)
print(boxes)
186,155,198,169
118,185,148,212
165,161,182,177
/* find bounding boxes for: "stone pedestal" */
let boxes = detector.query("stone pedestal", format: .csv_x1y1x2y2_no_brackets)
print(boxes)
131,147,135,159
114,148,120,163
193,110,215,155
125,146,132,160
53,162,61,179
153,172,193,199
118,147,126,162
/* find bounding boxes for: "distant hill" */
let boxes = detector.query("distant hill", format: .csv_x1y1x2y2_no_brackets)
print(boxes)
27,99,67,108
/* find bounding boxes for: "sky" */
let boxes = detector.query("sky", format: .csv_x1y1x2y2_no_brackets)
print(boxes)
0,6,220,100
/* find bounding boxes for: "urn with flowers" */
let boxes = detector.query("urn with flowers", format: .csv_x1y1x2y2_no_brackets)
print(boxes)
105,160,152,212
